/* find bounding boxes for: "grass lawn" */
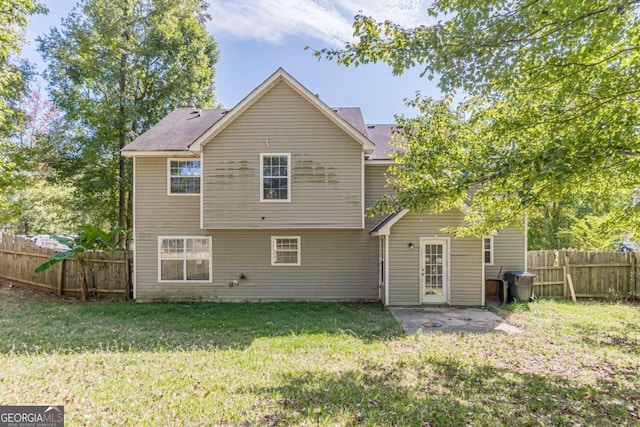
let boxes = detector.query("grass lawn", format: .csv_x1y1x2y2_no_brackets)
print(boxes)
0,285,638,426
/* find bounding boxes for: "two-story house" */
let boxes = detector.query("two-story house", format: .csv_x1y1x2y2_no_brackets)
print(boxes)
121,68,526,305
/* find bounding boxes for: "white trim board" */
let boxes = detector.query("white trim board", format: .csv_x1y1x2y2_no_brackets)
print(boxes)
166,158,201,196
260,153,291,203
419,237,450,304
157,236,213,283
121,150,198,158
271,236,301,266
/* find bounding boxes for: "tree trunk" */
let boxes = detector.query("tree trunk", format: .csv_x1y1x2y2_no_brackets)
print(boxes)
118,56,127,229
118,156,126,229
118,2,130,229
80,261,88,301
126,184,133,250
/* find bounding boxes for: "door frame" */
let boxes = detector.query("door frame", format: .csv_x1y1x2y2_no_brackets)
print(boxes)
419,237,450,304
378,235,386,304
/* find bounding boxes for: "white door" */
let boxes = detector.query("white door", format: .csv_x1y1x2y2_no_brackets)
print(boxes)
420,238,449,303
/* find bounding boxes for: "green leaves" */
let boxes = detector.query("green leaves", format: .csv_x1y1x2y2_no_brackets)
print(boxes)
37,0,218,226
34,224,129,274
0,0,44,135
34,250,75,274
33,223,129,301
321,1,640,243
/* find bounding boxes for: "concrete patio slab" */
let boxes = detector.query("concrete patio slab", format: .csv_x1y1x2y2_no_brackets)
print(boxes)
389,307,523,334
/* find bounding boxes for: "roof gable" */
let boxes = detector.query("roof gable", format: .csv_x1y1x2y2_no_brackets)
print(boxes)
189,68,375,153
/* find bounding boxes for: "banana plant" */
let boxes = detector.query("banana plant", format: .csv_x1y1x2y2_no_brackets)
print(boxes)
35,225,129,300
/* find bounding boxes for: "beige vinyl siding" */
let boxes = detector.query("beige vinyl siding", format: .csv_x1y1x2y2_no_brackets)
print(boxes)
134,157,205,300
365,165,393,229
135,158,378,300
485,228,526,279
387,211,483,306
138,229,378,302
202,81,363,229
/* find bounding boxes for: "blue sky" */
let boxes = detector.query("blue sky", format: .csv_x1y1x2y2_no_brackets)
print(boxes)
24,0,441,124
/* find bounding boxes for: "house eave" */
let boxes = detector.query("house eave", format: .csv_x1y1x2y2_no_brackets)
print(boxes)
370,209,409,236
120,150,198,158
365,159,395,166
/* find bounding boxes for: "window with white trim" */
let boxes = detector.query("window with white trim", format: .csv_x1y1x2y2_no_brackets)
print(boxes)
271,236,300,266
168,159,200,194
483,236,494,265
159,237,211,281
261,154,290,201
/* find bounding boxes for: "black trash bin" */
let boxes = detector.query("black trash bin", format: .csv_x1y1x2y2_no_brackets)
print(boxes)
503,271,536,302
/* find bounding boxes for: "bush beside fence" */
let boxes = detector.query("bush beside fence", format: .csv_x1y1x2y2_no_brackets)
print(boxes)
0,233,130,299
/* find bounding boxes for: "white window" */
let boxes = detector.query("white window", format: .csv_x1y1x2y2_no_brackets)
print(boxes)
483,236,494,265
158,237,211,282
271,236,300,266
168,159,200,194
260,153,290,201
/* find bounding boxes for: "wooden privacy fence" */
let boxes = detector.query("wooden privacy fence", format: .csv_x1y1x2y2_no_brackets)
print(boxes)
0,233,130,299
527,250,639,299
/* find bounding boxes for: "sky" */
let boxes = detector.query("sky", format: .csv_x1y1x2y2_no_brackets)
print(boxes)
24,0,441,124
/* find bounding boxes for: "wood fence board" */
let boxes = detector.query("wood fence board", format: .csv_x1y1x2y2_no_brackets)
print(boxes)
0,233,130,299
1,233,636,301
527,249,635,300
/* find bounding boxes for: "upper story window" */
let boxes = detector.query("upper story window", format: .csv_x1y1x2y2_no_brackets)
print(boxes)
260,153,290,202
483,236,494,265
168,159,200,195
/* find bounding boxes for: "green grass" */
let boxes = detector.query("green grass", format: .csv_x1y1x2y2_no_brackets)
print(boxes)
1,286,639,426
0,288,399,353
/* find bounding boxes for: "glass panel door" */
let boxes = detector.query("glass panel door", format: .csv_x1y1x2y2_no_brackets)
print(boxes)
421,238,448,303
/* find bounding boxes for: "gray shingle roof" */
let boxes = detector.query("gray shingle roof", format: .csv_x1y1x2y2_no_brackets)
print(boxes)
122,105,398,160
370,212,401,233
121,107,227,152
365,124,401,160
332,109,399,160
332,107,368,136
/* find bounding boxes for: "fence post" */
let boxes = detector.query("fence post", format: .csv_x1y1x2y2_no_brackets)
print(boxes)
564,252,571,301
56,259,65,296
629,252,638,298
125,250,131,300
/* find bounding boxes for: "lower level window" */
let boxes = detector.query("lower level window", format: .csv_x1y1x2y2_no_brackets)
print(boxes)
159,237,211,281
271,236,300,266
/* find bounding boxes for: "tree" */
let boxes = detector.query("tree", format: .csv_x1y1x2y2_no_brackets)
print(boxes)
13,85,58,147
0,85,90,234
38,0,218,228
0,0,45,222
35,224,128,300
528,186,631,250
0,0,45,135
557,216,626,251
318,1,640,239
1,176,84,235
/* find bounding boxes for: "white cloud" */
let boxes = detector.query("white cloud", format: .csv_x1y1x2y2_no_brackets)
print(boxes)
207,0,430,47
335,0,429,28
